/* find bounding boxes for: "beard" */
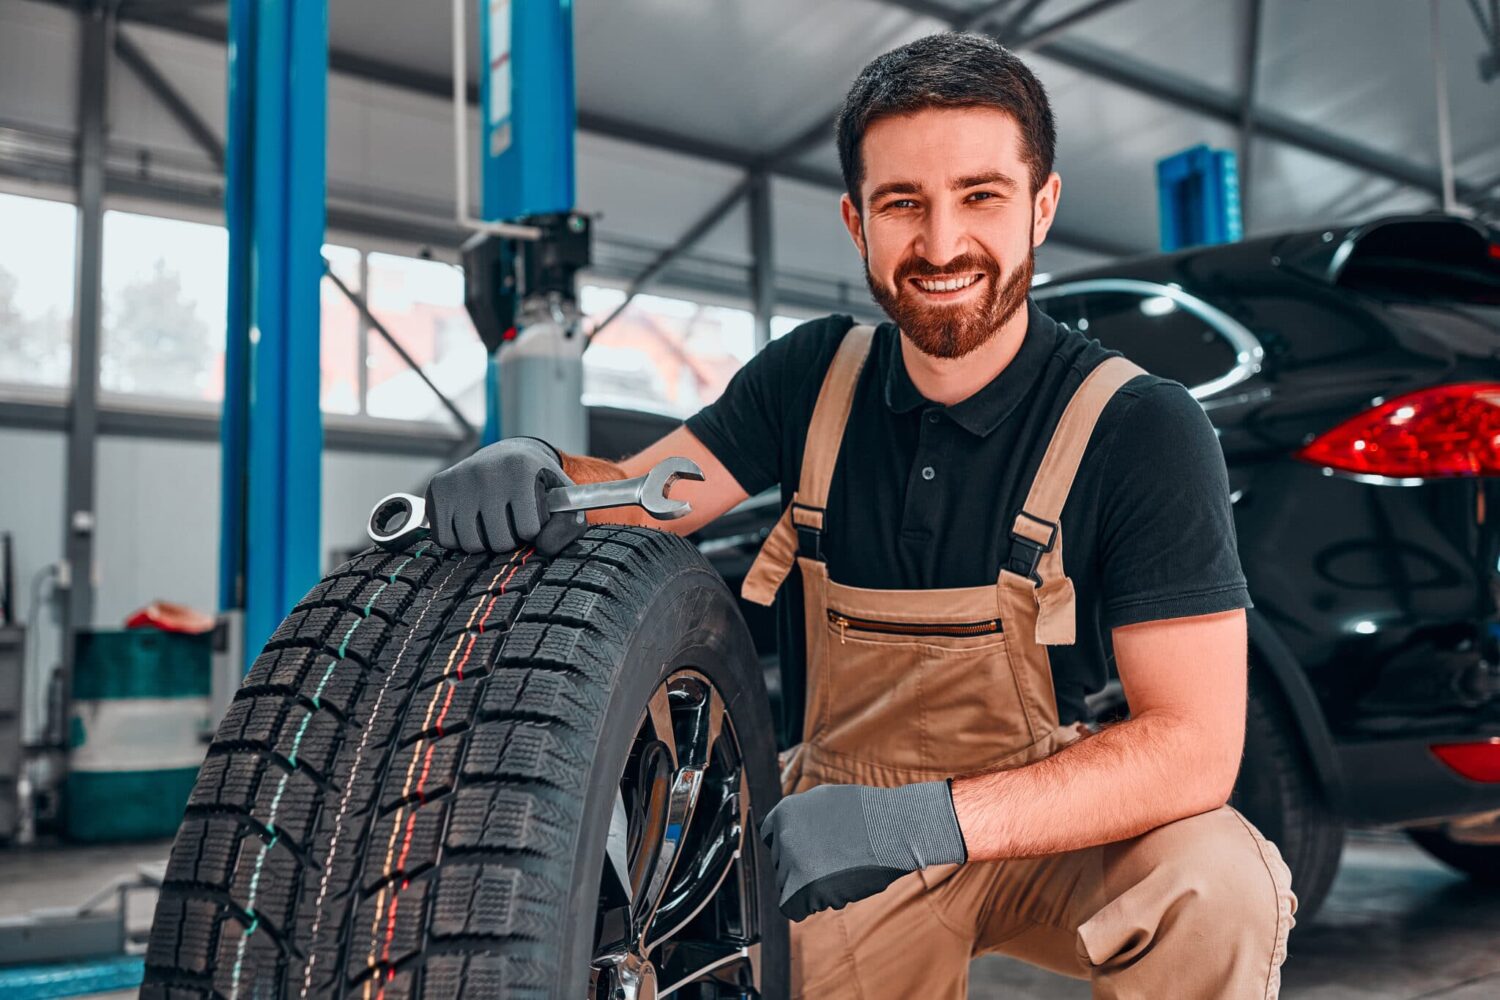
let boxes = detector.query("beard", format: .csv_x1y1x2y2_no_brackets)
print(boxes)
863,241,1035,361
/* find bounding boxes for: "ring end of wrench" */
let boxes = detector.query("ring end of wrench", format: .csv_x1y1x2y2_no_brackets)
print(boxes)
368,492,430,549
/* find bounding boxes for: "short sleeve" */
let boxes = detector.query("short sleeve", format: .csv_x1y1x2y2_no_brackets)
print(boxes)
683,325,797,496
1095,380,1252,629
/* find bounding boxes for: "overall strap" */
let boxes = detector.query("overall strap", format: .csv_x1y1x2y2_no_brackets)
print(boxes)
741,325,876,606
1004,355,1147,645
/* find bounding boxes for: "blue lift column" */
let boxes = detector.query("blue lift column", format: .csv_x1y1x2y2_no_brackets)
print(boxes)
219,0,328,680
1156,144,1243,252
472,0,587,453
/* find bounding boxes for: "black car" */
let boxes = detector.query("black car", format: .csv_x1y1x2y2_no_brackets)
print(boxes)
590,213,1500,920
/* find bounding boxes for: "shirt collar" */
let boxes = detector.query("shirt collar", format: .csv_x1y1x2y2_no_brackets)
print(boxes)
882,298,1058,436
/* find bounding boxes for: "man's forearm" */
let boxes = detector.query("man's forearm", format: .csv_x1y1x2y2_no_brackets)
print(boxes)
556,451,650,527
950,712,1240,861
558,451,624,484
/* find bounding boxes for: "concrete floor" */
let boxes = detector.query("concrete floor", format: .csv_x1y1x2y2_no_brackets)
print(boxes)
2,830,1496,999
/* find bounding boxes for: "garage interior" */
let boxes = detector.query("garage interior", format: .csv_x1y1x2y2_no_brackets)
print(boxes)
1,0,1499,997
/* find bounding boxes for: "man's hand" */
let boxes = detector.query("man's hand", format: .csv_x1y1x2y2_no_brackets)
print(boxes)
424,437,587,555
759,780,967,921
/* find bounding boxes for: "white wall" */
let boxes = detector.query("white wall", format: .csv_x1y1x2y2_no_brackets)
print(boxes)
0,422,443,740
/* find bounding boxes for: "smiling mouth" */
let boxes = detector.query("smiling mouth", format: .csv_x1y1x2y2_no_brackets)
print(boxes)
909,273,984,295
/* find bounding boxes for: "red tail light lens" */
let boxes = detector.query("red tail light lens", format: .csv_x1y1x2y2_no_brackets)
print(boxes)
1295,383,1500,479
1431,739,1500,783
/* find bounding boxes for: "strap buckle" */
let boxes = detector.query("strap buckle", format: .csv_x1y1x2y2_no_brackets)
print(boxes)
1006,512,1058,586
792,502,824,561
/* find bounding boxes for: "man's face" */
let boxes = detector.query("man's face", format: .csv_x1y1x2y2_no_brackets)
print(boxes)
840,106,1059,359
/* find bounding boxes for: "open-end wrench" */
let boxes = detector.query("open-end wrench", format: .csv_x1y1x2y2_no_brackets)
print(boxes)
366,455,705,551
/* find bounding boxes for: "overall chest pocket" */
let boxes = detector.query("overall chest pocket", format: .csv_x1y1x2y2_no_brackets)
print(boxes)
813,607,1031,776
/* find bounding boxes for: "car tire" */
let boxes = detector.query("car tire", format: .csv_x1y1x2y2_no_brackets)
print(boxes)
1230,674,1345,922
1406,827,1500,885
143,526,788,999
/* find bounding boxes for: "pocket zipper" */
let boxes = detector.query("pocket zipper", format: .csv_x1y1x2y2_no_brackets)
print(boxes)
827,609,1003,644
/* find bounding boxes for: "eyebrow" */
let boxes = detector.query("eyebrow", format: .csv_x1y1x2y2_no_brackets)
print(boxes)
868,171,1019,204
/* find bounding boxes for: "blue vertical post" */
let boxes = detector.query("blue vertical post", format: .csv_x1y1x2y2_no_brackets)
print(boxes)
1156,144,1243,252
221,0,327,672
479,0,576,221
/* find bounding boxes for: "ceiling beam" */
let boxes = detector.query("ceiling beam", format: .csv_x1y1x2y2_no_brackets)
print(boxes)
1041,37,1483,204
41,0,1133,258
114,27,225,168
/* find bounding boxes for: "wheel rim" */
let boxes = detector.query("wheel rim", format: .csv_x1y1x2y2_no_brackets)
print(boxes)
591,669,762,999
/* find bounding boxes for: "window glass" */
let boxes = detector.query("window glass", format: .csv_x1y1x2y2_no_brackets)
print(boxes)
1041,290,1238,388
364,252,485,425
580,284,756,417
0,192,77,389
321,244,361,415
100,210,227,402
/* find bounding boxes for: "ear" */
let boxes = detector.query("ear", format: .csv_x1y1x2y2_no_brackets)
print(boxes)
839,193,868,258
1031,172,1061,248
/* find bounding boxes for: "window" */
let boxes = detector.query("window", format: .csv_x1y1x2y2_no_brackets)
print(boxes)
1039,287,1239,389
580,284,756,417
0,192,76,389
364,252,485,425
320,244,361,415
100,210,228,402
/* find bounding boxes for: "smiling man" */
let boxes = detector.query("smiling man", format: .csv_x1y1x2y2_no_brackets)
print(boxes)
425,31,1295,1000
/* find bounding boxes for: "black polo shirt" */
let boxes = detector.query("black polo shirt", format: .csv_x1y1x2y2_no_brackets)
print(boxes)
684,299,1251,731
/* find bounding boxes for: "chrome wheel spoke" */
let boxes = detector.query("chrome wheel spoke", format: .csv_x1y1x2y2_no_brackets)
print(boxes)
646,788,743,953
592,669,761,998
623,742,673,941
678,680,724,770
637,762,705,945
606,789,632,904
647,685,678,772
655,941,759,998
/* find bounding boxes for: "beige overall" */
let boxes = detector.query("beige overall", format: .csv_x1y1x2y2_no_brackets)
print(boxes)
743,326,1296,1000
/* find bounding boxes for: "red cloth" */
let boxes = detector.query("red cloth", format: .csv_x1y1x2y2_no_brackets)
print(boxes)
125,601,215,635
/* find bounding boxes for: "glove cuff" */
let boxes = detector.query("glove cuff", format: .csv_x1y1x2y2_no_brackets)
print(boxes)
862,780,968,872
510,435,564,466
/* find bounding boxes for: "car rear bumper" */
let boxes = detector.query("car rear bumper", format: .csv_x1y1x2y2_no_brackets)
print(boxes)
1336,735,1500,826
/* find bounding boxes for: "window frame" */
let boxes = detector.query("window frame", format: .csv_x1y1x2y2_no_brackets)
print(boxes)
1031,278,1264,400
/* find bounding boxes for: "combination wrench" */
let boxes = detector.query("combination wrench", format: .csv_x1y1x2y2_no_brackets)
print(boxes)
366,455,704,550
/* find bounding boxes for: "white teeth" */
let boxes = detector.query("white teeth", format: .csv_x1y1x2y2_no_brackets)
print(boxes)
915,274,980,292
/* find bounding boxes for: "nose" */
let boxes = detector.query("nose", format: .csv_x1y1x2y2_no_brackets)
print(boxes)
915,201,968,270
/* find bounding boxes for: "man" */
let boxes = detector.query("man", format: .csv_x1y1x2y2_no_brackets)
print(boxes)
426,32,1295,1000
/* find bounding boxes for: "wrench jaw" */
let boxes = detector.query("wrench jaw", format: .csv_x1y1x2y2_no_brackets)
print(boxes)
368,492,430,550
640,458,705,520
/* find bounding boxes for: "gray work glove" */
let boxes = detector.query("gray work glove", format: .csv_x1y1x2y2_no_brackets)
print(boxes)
759,780,967,921
424,436,587,555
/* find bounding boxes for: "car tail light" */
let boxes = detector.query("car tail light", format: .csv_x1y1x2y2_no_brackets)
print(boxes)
1295,383,1500,479
1431,739,1500,782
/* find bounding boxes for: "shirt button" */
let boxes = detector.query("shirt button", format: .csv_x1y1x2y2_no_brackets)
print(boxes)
921,466,936,481
926,412,940,424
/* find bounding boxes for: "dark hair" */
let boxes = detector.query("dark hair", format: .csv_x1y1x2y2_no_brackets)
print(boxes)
836,32,1056,210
